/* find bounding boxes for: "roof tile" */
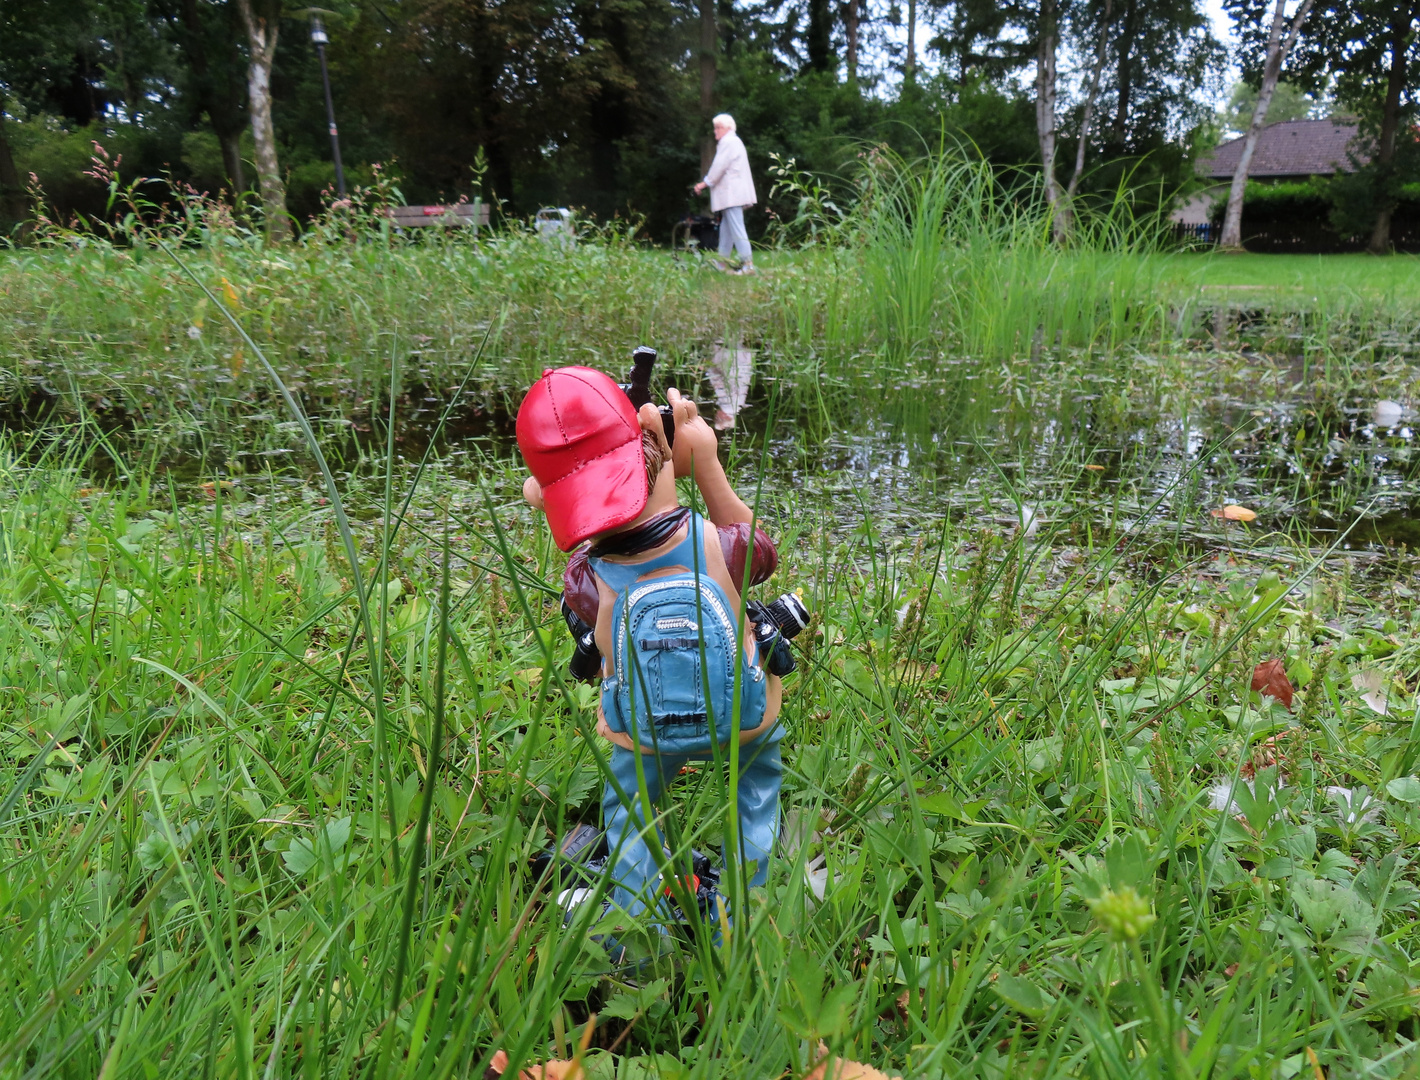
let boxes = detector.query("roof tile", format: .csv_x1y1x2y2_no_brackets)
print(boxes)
1198,120,1364,179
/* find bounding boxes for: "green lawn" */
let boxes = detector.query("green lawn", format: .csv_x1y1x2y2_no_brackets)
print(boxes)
1163,251,1420,297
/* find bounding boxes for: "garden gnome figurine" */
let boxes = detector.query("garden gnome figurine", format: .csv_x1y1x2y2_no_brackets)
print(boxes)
517,364,800,920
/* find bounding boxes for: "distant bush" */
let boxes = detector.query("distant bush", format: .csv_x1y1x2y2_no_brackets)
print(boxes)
9,116,183,226
1206,179,1332,226
1206,176,1420,250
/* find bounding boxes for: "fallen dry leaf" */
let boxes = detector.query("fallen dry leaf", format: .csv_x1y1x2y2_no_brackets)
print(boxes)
1084,463,1106,471
487,1050,582,1080
806,1044,902,1080
1251,659,1294,710
1211,505,1258,522
199,479,235,498
488,1015,595,1080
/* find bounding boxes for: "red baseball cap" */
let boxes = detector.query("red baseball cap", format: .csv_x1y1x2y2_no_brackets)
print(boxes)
517,366,649,551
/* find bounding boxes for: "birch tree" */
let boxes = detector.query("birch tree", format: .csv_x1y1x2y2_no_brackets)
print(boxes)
234,0,288,241
1035,0,1069,240
1218,0,1314,250
1067,0,1113,199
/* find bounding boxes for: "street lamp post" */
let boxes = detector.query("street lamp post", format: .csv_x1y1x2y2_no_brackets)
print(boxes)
310,14,346,197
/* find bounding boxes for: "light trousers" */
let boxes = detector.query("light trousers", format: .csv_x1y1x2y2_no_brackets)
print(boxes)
718,206,753,265
601,730,782,915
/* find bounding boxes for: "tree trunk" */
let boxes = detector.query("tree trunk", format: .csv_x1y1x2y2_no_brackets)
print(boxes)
1368,10,1413,254
807,0,834,71
1036,0,1068,240
1218,0,1315,251
0,94,27,233
843,0,860,82
906,0,918,83
219,132,246,194
234,0,288,241
699,0,717,173
1111,0,1136,144
177,0,248,194
110,34,143,123
1068,0,1112,200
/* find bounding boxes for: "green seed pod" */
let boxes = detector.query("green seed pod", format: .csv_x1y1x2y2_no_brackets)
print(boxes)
1087,885,1156,942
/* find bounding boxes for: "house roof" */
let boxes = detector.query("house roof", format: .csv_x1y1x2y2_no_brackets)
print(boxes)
1198,119,1364,179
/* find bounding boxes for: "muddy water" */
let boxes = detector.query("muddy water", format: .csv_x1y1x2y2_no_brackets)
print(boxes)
336,359,1420,555
15,333,1420,553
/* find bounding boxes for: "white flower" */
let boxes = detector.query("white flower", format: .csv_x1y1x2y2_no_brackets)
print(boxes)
187,325,202,339
1374,400,1405,427
1019,504,1040,539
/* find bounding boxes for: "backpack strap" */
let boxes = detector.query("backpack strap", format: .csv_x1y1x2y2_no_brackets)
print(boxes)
588,512,714,594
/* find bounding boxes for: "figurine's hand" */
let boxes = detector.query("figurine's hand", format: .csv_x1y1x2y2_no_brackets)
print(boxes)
667,387,718,478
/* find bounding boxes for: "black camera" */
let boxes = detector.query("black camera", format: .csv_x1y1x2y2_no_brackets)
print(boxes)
562,598,602,682
618,345,676,448
747,591,810,677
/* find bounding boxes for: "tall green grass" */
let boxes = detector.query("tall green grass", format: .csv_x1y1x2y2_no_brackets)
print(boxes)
5,157,1420,466
847,146,1174,360
4,402,1420,1076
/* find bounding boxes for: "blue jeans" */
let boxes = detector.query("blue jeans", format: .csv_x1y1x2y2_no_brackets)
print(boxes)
601,729,782,915
718,206,753,265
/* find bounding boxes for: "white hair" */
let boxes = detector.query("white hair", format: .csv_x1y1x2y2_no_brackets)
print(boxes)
712,113,736,132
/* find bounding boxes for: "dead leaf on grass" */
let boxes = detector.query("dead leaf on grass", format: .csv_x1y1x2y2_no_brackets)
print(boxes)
1251,659,1294,710
806,1043,902,1080
1211,505,1257,522
488,1015,595,1080
486,1051,582,1080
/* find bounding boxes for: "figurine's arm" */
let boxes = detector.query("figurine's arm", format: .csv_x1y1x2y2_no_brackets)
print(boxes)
664,387,753,527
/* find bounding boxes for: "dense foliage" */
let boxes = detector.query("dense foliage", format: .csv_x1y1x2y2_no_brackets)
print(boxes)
0,0,1233,240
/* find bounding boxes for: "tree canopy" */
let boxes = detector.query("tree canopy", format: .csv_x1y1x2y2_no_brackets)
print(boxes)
4,0,1399,242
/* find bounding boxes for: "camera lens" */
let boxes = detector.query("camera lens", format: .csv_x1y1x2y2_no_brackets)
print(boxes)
747,602,797,676
763,592,809,639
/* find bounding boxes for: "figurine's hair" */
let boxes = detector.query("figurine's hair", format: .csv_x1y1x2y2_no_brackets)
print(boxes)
643,430,668,489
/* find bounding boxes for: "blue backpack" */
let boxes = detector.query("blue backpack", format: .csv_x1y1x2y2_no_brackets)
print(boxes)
590,513,768,754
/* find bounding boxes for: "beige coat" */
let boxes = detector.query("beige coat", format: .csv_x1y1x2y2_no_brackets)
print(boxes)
703,132,757,211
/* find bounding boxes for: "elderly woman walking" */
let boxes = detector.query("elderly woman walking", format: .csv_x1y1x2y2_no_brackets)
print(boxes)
694,114,757,275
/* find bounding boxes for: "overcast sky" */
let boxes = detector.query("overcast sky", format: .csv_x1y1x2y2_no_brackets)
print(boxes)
874,0,1243,113
1203,0,1242,107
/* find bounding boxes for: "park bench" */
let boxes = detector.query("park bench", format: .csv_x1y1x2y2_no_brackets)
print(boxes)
387,200,489,233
